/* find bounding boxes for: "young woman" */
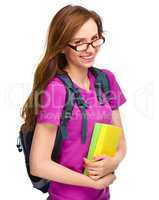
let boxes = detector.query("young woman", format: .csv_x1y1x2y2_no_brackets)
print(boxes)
21,5,127,200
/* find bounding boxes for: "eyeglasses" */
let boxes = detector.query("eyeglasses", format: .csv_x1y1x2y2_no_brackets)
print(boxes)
68,36,105,52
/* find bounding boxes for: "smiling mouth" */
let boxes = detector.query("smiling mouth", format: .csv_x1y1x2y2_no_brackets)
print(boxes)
80,55,95,62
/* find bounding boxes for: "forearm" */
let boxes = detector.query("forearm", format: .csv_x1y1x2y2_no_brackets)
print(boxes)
30,160,96,188
114,136,127,164
112,109,127,164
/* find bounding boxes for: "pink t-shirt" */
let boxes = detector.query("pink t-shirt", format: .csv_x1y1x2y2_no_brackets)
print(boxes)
36,68,126,200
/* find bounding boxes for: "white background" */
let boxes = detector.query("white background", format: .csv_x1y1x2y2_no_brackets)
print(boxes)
0,0,158,199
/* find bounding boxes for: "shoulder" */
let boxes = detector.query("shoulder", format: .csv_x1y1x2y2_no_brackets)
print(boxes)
39,76,67,109
99,68,117,86
98,67,127,109
45,76,67,96
100,68,116,79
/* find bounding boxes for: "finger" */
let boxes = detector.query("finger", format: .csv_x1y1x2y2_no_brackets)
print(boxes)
83,158,91,166
89,175,100,180
109,175,116,185
84,158,101,167
93,155,108,161
109,178,115,185
87,167,98,171
83,158,95,165
88,170,98,176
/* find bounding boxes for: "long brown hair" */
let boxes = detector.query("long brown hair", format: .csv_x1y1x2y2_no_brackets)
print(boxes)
21,5,104,131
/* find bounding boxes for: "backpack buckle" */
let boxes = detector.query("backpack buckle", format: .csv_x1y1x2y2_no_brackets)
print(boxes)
73,88,89,109
16,135,23,152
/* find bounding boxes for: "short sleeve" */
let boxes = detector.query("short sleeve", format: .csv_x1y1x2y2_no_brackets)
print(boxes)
36,78,67,126
101,68,126,110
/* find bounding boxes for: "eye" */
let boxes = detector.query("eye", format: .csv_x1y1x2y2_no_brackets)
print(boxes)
92,35,99,41
74,40,83,45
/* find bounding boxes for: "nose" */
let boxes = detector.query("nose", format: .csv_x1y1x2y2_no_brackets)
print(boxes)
86,43,95,53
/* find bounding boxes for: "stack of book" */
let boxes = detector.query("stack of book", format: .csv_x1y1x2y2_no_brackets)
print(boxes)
84,123,122,175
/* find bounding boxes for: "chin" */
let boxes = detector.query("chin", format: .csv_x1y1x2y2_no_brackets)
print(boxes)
79,61,95,69
84,62,95,68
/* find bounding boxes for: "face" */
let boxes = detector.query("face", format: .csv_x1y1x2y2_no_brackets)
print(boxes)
63,18,101,70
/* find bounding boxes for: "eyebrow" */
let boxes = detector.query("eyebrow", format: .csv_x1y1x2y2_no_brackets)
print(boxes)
72,33,99,41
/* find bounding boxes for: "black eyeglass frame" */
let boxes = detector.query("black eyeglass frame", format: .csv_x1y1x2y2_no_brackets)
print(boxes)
68,36,105,52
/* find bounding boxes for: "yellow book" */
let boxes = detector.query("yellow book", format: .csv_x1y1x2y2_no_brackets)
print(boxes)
84,123,122,175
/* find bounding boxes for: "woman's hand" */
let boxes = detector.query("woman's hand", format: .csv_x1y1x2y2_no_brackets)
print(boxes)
93,172,116,190
84,155,119,180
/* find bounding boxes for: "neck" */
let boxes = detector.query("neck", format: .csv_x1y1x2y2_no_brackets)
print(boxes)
64,65,89,85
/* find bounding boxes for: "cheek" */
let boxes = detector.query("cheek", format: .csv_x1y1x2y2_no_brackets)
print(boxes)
65,48,76,57
95,47,100,54
70,51,80,60
66,49,81,62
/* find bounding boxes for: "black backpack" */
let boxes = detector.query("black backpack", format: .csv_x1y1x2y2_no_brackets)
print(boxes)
16,66,110,193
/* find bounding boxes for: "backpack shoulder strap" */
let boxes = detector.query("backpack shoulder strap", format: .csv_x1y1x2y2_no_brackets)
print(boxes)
89,67,110,105
55,73,88,143
55,73,75,139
